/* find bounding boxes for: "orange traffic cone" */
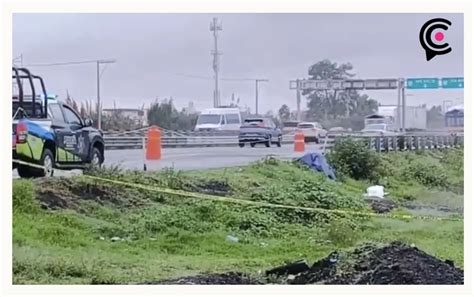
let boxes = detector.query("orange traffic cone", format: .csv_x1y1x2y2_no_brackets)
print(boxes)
146,126,162,160
294,131,305,152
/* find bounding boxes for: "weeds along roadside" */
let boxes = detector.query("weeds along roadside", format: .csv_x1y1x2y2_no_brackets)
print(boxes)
12,146,464,284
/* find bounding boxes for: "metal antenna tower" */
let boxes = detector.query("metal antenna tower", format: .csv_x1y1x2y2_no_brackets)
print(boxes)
210,17,222,107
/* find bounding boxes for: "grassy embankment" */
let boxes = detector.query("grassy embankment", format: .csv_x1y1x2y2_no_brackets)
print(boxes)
13,148,463,284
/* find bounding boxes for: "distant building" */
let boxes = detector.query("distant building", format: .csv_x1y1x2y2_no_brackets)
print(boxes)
444,104,464,130
102,108,148,126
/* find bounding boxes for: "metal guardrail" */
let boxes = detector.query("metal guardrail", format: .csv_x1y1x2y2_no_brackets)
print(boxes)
102,128,242,138
103,127,463,138
320,133,464,152
105,136,238,149
104,133,464,151
104,135,295,149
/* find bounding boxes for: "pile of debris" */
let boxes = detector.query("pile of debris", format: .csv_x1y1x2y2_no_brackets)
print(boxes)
365,197,397,213
155,242,463,285
270,241,464,285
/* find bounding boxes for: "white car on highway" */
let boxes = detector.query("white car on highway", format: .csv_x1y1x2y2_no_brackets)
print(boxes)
361,124,399,136
296,122,327,143
282,121,300,134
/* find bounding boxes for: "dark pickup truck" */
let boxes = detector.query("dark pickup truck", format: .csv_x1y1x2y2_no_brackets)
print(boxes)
238,117,282,148
12,67,105,178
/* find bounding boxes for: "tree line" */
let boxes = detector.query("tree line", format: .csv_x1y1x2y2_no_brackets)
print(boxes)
277,59,379,130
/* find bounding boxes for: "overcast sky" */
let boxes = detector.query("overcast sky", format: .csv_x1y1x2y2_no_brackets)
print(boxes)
13,13,464,113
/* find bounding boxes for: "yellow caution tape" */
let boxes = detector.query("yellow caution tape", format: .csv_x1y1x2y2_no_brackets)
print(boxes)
13,159,49,169
12,158,463,222
83,175,463,222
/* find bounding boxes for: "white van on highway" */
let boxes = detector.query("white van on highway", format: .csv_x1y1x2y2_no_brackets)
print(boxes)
194,108,242,131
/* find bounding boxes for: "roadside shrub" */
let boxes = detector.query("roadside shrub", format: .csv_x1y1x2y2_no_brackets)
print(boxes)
13,180,40,214
249,175,365,211
403,160,448,188
327,139,381,181
326,215,363,247
441,148,463,174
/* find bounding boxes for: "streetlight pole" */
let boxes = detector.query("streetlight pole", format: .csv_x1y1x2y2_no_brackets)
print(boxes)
397,78,402,130
96,59,116,130
97,61,101,129
255,79,268,115
401,79,406,133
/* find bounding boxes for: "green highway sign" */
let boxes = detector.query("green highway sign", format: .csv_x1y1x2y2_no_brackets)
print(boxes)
406,78,439,89
442,77,464,89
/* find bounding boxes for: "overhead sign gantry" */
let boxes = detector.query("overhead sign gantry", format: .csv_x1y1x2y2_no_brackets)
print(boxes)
289,77,463,131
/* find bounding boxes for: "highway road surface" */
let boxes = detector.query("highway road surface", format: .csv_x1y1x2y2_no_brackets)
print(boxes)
12,143,325,178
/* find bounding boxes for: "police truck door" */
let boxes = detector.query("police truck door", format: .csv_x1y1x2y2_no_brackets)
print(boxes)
60,105,90,162
49,102,76,164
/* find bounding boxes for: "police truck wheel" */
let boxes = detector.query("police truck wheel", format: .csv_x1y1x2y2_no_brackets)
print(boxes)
238,142,245,148
91,147,104,167
250,143,256,148
17,148,55,178
41,149,55,177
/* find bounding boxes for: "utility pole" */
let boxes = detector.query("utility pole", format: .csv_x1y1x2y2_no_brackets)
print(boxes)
96,59,116,130
401,78,406,132
210,17,222,108
96,61,101,129
255,79,269,115
23,58,116,130
397,78,402,130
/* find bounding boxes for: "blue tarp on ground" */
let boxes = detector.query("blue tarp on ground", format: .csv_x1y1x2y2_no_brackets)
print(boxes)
297,152,337,180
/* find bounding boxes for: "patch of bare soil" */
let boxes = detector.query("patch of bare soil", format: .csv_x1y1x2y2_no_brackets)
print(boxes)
184,179,232,196
34,178,148,210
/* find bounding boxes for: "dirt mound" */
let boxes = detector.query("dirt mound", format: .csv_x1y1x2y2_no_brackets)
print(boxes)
184,179,232,196
364,198,397,214
33,177,231,210
34,178,148,210
150,272,262,285
150,242,463,285
288,241,463,285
